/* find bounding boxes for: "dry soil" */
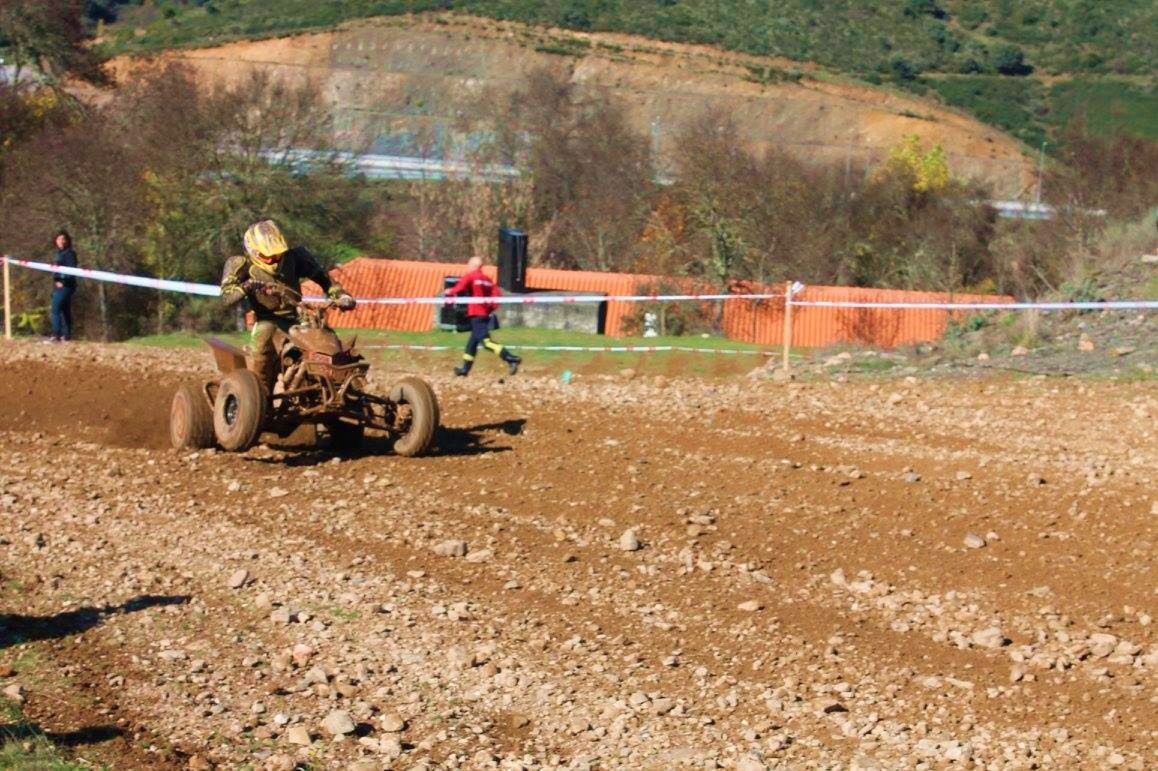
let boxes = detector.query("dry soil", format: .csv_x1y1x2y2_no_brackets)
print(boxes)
1,341,1154,770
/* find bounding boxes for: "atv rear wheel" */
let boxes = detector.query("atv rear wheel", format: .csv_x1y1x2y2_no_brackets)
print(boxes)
170,382,214,450
213,369,267,452
328,421,364,451
389,376,438,457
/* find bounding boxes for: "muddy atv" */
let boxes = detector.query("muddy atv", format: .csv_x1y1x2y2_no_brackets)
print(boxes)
169,293,439,456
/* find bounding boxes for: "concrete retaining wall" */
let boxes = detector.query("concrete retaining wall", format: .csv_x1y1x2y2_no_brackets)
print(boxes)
499,292,606,334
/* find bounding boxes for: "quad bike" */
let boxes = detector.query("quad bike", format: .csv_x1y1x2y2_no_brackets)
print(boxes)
169,286,439,456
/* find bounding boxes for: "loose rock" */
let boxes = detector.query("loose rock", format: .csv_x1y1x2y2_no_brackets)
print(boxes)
321,709,356,736
432,539,468,557
227,568,249,589
971,627,1006,649
379,713,406,733
286,725,312,746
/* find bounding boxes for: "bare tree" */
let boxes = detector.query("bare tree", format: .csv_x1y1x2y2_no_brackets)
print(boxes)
670,109,757,290
497,67,655,271
2,112,146,338
0,64,386,338
0,0,107,87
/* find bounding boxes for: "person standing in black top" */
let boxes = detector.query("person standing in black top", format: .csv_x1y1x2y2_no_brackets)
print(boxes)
49,230,78,343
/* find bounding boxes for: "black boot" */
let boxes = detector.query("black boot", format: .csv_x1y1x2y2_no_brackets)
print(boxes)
454,359,472,377
503,352,521,376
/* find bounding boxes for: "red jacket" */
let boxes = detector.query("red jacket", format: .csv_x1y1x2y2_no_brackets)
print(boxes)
446,268,500,317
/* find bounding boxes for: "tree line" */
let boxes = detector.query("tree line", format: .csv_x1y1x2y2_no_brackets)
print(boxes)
1,1,1154,340
395,67,1156,298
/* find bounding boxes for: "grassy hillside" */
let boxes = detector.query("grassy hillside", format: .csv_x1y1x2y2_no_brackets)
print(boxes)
95,0,1155,146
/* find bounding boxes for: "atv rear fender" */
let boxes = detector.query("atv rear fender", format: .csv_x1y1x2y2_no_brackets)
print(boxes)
206,337,248,374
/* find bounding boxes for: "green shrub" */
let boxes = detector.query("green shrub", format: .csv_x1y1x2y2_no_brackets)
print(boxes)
890,56,920,81
623,280,716,337
958,5,989,29
992,44,1033,76
1059,277,1101,304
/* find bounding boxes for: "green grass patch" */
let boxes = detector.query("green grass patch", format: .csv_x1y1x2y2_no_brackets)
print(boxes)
12,650,41,678
1141,275,1158,302
928,76,1047,146
854,357,898,372
0,703,91,771
127,331,248,348
328,607,361,622
1048,78,1158,139
126,326,787,378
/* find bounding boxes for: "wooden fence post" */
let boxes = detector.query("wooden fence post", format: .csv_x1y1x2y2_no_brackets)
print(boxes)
3,256,11,341
781,280,794,373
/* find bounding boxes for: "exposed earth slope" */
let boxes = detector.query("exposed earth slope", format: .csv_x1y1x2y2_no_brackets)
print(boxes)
110,16,1036,196
100,1,1157,146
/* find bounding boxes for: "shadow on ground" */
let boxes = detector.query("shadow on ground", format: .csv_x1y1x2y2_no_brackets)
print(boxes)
431,418,525,457
242,418,526,465
0,595,190,649
0,721,125,747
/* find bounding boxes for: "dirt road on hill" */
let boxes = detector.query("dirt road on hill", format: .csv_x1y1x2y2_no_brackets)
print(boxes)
1,342,1154,769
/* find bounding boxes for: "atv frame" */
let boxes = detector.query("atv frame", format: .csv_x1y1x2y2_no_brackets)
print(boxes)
170,298,439,456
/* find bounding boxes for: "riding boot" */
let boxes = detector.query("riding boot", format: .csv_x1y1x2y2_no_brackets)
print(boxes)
501,349,521,376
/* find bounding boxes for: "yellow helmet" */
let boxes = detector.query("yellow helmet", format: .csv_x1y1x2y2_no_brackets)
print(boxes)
243,220,288,263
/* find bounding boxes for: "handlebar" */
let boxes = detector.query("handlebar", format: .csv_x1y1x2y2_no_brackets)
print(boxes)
243,281,353,312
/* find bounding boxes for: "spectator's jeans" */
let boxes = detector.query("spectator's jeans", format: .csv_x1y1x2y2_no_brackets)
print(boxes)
50,286,75,340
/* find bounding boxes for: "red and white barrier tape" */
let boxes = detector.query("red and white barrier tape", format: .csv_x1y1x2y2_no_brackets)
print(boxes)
5,256,1156,310
361,343,776,355
5,257,222,297
3,257,782,304
353,292,784,305
791,299,1158,310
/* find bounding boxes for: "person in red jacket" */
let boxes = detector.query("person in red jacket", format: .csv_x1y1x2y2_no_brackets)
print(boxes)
444,256,521,377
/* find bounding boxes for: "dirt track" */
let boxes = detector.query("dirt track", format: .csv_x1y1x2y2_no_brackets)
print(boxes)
1,342,1154,769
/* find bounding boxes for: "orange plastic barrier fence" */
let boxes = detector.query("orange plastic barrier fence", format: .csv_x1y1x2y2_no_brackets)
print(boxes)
326,258,1013,348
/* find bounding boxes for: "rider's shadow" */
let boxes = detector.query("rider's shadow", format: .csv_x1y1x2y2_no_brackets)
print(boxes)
1,595,191,649
432,418,525,457
242,418,525,464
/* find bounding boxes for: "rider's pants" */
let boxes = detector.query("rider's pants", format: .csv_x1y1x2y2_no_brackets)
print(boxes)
250,318,295,393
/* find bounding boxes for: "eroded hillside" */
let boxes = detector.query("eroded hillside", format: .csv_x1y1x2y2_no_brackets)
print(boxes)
112,16,1035,196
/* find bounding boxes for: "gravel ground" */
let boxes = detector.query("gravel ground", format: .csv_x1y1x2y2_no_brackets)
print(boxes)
1,341,1154,770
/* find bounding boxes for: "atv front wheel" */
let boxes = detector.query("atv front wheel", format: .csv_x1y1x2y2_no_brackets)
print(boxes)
170,382,214,450
388,376,439,457
213,370,267,452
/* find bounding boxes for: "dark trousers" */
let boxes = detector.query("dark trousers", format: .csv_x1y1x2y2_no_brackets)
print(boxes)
50,286,75,340
463,316,513,361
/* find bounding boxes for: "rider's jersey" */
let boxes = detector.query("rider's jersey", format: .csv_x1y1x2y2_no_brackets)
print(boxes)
220,247,343,321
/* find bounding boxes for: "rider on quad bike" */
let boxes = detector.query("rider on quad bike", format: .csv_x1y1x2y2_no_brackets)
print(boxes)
221,220,356,393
